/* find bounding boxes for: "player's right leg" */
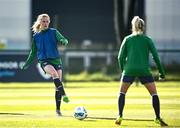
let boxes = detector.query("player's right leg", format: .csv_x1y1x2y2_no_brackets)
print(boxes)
115,116,123,125
143,79,168,126
154,117,168,126
43,64,69,116
43,65,68,100
55,90,62,116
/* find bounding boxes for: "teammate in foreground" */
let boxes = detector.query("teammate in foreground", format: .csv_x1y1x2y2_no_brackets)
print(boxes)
21,13,69,116
115,16,168,126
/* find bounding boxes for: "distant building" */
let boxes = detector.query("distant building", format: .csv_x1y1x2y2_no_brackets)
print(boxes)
0,0,30,50
146,0,180,64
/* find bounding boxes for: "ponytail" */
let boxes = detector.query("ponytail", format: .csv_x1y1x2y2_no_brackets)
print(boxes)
131,16,145,35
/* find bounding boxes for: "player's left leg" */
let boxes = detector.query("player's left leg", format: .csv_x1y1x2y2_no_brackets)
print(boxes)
115,75,134,125
115,82,131,125
57,69,69,103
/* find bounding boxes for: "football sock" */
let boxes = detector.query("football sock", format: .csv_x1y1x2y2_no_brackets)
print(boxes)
55,90,62,110
118,92,125,117
53,78,66,96
152,94,160,118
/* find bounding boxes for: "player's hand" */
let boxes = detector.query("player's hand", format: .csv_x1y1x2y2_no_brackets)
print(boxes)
20,64,28,70
159,74,165,80
60,39,68,46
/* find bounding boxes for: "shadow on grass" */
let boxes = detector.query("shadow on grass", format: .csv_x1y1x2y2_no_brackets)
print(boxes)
87,117,180,127
0,112,29,116
87,116,154,121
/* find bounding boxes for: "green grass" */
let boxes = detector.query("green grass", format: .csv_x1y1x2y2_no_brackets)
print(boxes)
0,82,180,128
65,71,180,81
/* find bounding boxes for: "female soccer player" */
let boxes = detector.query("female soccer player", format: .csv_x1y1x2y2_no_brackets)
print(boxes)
21,14,69,116
115,16,168,126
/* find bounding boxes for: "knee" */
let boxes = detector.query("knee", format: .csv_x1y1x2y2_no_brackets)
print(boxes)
50,71,58,78
120,88,127,94
120,84,130,93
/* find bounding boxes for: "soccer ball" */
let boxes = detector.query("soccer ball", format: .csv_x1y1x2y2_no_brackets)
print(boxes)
73,106,88,120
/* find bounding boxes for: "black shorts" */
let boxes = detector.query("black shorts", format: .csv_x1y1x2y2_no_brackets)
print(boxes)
121,75,154,84
40,61,62,73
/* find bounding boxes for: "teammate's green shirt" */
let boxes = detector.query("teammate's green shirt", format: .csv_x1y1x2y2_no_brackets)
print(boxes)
118,34,165,77
23,29,68,69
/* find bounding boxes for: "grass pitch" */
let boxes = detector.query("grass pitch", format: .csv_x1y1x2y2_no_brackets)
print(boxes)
0,81,180,128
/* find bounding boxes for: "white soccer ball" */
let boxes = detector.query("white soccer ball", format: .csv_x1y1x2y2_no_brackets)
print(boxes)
73,106,88,120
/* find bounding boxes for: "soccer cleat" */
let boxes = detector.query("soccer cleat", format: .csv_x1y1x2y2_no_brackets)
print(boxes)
155,118,168,126
115,116,123,125
63,95,70,103
56,110,62,117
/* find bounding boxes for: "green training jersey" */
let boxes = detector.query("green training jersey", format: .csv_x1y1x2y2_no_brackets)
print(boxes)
23,29,68,69
118,34,165,77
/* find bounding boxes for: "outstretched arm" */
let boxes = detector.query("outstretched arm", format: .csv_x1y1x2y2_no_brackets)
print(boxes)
118,38,127,71
149,39,165,79
56,30,68,46
21,39,37,70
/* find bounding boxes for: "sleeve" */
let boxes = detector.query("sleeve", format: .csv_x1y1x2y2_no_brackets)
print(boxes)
56,30,68,46
118,38,127,71
148,38,165,78
22,39,37,70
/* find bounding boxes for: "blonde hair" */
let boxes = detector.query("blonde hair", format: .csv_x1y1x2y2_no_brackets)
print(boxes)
32,14,50,33
131,16,144,35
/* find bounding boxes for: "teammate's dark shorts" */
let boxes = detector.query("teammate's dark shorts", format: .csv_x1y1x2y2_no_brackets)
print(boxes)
121,75,154,84
40,60,62,73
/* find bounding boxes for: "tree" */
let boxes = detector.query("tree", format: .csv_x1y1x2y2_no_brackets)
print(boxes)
114,0,145,46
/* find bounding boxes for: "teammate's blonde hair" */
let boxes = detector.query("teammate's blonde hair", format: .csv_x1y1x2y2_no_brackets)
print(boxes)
32,14,50,33
131,16,144,35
